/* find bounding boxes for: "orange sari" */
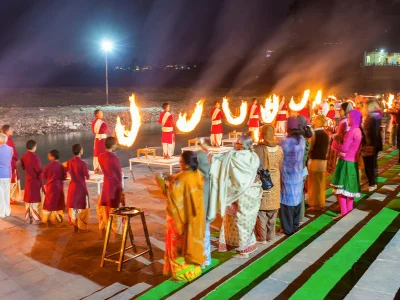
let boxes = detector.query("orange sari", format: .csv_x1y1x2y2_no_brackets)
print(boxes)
164,170,205,282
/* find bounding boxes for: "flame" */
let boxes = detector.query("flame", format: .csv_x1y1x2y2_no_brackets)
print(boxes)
115,94,141,147
388,94,394,109
261,94,279,123
222,97,248,125
347,99,356,107
312,90,322,109
328,95,337,100
175,100,204,133
289,89,310,111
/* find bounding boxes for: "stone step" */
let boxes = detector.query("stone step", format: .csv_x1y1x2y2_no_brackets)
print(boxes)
84,282,129,300
108,283,152,300
243,209,369,299
345,230,400,299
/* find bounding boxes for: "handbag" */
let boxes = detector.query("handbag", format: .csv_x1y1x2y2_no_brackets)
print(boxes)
257,148,274,190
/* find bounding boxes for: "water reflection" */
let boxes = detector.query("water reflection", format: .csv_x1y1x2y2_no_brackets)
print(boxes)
14,120,246,187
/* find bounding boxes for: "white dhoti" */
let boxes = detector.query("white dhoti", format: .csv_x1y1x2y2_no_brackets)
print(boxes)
275,121,287,133
162,142,175,158
96,201,124,235
210,134,223,147
10,180,21,204
68,197,89,230
0,179,11,218
25,202,42,223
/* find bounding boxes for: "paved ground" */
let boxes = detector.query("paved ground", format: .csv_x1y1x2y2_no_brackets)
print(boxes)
0,147,400,299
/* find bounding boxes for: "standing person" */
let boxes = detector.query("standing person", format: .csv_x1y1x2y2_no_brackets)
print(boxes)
327,102,352,174
210,101,224,147
247,98,260,136
326,104,336,121
280,117,305,235
254,125,283,243
307,115,329,211
331,110,363,219
321,98,330,116
362,101,383,192
158,103,175,159
163,151,205,282
92,109,108,173
97,137,125,235
209,135,263,258
275,96,288,133
21,140,43,224
0,133,13,218
1,125,20,204
389,102,400,147
42,150,67,226
67,144,90,232
197,140,212,267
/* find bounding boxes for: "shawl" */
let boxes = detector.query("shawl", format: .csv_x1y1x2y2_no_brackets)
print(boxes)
166,170,205,265
208,150,260,221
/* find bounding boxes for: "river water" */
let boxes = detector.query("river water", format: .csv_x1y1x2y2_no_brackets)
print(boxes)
13,119,246,187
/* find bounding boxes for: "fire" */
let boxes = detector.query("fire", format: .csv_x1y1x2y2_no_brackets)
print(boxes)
312,90,322,109
222,97,248,125
289,89,310,111
328,95,337,100
388,93,394,109
261,94,279,123
115,94,141,147
175,100,204,133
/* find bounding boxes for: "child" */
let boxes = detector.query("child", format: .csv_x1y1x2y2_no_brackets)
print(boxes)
21,140,43,224
97,137,124,235
42,150,67,226
326,104,336,121
66,144,90,232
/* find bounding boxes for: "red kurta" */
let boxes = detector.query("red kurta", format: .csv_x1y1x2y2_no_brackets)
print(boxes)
326,110,336,121
299,106,311,124
158,111,175,144
98,152,123,208
21,151,43,203
276,102,288,122
92,118,108,157
67,157,89,209
247,104,260,128
43,161,67,211
210,107,224,134
6,136,18,183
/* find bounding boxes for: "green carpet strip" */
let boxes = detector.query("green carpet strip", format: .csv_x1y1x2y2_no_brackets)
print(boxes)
290,206,400,300
203,211,337,300
136,256,227,300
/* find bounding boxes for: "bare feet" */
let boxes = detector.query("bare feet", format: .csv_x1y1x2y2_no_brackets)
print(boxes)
233,253,249,259
256,240,267,245
332,214,344,220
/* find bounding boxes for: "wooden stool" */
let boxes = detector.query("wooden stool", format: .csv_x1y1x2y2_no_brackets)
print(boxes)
100,207,153,271
137,148,156,159
188,138,199,147
228,131,242,139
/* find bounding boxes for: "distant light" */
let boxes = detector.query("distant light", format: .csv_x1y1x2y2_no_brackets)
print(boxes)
101,40,113,52
380,49,385,53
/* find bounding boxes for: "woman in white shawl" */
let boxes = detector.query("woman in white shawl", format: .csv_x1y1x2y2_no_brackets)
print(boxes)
209,135,263,258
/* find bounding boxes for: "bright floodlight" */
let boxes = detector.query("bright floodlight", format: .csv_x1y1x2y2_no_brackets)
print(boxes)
380,49,384,53
102,40,113,52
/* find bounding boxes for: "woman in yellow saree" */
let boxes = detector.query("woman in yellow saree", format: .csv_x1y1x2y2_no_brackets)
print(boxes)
163,151,205,282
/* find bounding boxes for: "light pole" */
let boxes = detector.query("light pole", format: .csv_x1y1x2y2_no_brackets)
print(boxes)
101,40,113,105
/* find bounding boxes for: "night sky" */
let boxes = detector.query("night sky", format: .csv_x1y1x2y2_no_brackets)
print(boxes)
0,0,292,65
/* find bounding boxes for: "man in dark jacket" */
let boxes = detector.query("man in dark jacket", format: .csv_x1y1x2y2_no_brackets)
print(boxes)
362,101,383,192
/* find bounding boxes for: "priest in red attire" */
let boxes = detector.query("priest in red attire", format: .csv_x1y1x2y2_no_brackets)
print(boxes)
1,125,20,203
158,103,175,158
210,101,224,147
92,109,108,172
97,137,124,235
247,98,261,135
275,97,288,133
21,140,43,224
67,144,90,232
42,149,67,226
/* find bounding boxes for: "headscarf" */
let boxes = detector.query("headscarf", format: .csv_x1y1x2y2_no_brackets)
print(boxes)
348,109,362,129
313,115,327,129
259,125,276,147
